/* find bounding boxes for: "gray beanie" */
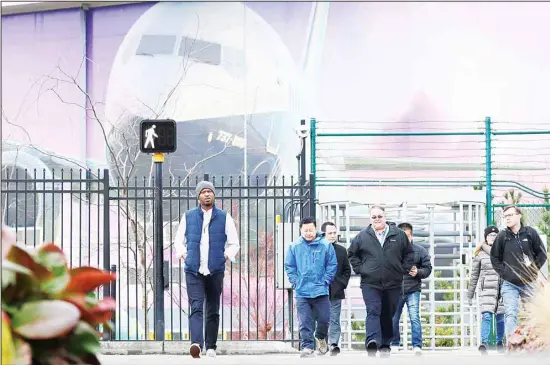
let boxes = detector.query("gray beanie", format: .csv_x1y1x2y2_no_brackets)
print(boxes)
196,181,215,196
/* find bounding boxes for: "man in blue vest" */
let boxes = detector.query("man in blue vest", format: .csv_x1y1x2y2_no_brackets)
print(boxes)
174,181,240,358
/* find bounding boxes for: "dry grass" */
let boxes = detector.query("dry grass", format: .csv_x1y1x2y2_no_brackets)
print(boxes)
505,256,549,351
520,279,550,346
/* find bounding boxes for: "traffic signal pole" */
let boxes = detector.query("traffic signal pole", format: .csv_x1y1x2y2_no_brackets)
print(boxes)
153,152,165,340
140,119,177,341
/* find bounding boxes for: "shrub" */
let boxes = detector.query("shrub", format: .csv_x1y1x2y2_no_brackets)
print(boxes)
1,226,116,365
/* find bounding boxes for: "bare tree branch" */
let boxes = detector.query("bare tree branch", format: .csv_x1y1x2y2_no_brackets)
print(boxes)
3,11,269,336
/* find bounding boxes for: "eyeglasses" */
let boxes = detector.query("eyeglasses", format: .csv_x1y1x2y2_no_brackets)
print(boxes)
503,213,518,218
371,215,384,220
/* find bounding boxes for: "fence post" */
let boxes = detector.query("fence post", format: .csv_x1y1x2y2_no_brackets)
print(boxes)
102,169,111,340
299,119,307,218
309,173,316,219
485,117,493,225
309,118,317,212
110,264,117,340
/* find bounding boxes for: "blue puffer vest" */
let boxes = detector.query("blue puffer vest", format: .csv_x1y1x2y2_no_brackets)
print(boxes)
184,206,227,275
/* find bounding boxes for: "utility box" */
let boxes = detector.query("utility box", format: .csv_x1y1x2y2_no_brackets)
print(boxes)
275,221,300,290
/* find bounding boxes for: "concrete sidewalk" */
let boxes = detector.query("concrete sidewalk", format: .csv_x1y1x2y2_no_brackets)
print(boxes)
100,340,296,355
98,351,546,365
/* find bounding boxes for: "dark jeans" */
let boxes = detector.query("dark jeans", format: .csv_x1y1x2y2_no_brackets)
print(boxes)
328,299,342,346
296,295,330,350
185,271,224,350
361,286,401,349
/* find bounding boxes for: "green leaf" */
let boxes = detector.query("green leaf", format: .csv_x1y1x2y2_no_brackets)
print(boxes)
2,260,33,276
102,320,114,332
11,300,80,340
85,291,98,307
36,252,66,274
2,303,19,316
2,260,33,290
35,252,71,295
2,269,16,290
67,321,101,356
40,272,70,295
6,245,52,282
1,264,40,305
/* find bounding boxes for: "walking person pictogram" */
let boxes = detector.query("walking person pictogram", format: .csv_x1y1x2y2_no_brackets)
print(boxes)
144,125,158,149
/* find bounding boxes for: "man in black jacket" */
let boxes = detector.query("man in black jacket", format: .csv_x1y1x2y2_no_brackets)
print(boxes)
390,222,432,355
347,205,415,357
321,222,351,356
490,205,547,339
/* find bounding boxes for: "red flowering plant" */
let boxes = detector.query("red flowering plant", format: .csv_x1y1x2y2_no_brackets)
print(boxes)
1,225,116,365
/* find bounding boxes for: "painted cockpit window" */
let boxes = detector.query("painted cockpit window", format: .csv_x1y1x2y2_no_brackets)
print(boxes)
135,34,177,56
178,37,222,65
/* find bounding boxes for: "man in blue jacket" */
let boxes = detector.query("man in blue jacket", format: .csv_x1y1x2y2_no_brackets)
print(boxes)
174,181,240,358
285,217,338,358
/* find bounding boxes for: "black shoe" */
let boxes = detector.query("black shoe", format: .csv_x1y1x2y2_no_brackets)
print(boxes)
478,343,488,355
496,342,506,353
366,340,378,357
330,345,340,356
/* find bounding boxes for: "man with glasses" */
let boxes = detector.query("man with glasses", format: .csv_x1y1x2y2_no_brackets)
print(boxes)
347,205,415,357
490,205,547,340
320,222,351,355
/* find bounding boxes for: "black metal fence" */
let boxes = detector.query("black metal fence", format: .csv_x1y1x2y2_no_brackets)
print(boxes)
1,168,314,342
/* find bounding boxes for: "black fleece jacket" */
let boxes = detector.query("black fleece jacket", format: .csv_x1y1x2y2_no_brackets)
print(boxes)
347,222,415,289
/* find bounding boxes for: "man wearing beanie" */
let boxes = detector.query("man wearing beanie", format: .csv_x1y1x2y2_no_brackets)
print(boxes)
174,180,240,358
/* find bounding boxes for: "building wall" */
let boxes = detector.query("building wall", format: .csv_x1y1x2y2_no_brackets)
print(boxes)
2,9,85,159
2,1,550,192
2,1,311,168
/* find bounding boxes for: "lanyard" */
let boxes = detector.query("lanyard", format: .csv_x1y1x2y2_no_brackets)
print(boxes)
513,233,528,257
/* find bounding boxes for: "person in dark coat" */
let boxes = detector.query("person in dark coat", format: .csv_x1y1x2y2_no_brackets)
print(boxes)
490,205,547,341
321,222,351,355
390,222,432,355
467,225,505,355
347,205,415,358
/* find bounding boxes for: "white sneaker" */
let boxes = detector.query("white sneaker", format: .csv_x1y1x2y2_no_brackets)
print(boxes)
206,349,216,357
390,346,398,353
300,348,315,357
413,347,422,355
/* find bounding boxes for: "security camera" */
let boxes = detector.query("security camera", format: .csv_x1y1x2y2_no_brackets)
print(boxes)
295,119,309,139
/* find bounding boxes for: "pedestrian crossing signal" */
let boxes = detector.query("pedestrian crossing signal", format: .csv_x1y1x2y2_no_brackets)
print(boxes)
139,119,177,153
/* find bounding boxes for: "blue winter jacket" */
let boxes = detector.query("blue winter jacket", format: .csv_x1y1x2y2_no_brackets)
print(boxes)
284,232,338,299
